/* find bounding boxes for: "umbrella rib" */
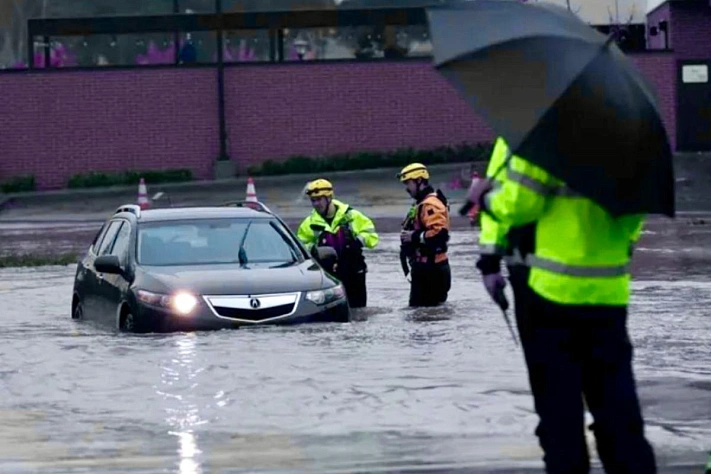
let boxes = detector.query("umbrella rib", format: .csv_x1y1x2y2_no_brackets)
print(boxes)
432,34,604,68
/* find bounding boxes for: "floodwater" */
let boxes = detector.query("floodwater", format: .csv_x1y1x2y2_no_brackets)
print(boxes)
0,227,710,474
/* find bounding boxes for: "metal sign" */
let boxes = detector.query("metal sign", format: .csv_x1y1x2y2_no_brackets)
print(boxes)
682,65,709,84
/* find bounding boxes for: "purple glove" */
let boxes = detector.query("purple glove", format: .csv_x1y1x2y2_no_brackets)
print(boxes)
483,272,507,303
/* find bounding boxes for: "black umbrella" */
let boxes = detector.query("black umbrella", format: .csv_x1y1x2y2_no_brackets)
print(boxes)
426,0,675,218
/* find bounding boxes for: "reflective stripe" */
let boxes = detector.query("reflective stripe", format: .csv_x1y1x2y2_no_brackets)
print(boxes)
503,251,525,266
527,254,628,277
507,169,582,198
504,249,628,276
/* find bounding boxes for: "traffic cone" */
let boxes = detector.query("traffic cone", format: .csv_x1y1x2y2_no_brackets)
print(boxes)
245,177,258,203
137,178,150,210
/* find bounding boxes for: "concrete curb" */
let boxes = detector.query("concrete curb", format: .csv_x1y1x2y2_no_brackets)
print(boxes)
0,162,473,206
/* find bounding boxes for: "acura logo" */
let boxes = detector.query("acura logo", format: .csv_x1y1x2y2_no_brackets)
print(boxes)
249,298,261,309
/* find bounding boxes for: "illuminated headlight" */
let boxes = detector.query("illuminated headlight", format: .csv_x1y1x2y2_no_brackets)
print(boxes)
306,284,346,305
137,290,198,316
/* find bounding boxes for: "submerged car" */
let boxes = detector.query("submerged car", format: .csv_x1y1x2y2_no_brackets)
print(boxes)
71,201,350,332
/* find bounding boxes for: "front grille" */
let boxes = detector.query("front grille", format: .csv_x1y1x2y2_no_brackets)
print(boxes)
203,293,299,323
211,303,295,321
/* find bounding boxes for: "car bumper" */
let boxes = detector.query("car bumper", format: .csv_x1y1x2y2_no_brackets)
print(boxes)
135,294,351,332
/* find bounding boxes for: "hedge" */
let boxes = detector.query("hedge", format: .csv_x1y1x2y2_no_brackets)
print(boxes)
246,142,492,176
1,175,35,193
67,169,193,189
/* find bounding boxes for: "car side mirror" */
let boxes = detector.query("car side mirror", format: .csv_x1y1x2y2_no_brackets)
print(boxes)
95,255,122,274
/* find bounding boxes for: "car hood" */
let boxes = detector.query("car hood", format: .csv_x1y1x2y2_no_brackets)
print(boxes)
137,260,333,295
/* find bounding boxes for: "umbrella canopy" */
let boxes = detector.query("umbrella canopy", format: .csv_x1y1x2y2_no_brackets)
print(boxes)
426,0,675,217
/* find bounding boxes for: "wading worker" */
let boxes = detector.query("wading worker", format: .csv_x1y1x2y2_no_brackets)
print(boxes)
297,179,379,308
467,138,656,474
397,163,451,307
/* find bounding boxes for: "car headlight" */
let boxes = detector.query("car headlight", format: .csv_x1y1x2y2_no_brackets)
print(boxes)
305,284,346,305
137,290,198,316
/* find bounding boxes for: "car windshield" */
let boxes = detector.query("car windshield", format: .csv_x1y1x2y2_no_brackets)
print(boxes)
136,218,300,266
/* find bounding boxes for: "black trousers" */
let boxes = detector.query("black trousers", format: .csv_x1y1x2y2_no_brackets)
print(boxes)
339,270,367,308
409,260,451,307
508,266,657,474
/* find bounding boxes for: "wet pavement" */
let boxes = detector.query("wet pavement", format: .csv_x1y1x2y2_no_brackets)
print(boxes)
0,229,709,473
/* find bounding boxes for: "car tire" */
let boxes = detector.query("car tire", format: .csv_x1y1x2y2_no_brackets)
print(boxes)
120,310,138,333
72,299,84,320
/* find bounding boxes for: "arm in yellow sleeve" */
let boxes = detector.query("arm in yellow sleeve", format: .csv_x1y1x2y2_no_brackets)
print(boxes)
348,209,379,249
296,216,318,250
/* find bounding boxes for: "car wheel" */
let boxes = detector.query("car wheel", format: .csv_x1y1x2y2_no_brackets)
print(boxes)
72,300,84,320
120,310,137,332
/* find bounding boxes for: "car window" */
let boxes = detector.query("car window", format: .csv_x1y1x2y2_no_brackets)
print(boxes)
136,218,299,266
90,223,109,254
108,221,132,261
96,221,122,256
241,222,299,263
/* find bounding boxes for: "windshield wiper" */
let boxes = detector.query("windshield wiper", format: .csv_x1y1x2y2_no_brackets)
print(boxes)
237,220,253,266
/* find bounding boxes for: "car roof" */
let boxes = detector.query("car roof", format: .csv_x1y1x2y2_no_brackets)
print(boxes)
113,204,276,223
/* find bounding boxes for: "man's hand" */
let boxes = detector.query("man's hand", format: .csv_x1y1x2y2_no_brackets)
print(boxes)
400,230,414,244
466,177,494,207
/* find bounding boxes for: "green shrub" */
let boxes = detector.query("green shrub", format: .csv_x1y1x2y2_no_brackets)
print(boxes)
245,142,492,177
67,169,193,189
0,252,79,268
0,175,35,193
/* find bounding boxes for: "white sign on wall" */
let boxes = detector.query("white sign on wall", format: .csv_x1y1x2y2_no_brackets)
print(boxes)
682,65,709,83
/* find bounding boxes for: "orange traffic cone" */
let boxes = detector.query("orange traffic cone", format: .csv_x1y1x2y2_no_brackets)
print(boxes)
245,177,257,203
137,178,150,210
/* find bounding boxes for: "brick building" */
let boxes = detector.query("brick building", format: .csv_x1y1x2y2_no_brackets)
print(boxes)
0,1,709,190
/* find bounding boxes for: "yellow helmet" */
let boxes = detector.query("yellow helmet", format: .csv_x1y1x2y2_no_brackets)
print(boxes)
397,163,429,182
305,178,334,198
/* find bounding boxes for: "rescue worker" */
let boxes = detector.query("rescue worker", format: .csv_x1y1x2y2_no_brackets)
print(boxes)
297,179,379,308
397,163,451,307
468,137,657,474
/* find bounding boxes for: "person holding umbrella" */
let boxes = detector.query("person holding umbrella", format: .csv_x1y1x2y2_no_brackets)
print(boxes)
468,136,656,473
425,1,677,472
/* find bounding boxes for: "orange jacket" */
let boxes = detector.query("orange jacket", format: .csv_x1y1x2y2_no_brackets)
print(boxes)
412,188,450,264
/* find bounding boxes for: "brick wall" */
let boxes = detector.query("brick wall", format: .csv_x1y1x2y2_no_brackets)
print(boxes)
0,68,219,190
630,52,677,148
646,3,671,50
646,1,711,59
224,61,493,169
670,1,711,60
0,55,678,190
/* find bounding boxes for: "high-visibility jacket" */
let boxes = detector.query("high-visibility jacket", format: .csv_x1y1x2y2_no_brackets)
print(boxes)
478,137,514,260
411,186,450,264
481,142,645,306
297,199,379,271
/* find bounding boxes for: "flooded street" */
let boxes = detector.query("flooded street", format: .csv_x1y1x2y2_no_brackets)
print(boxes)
0,228,709,473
